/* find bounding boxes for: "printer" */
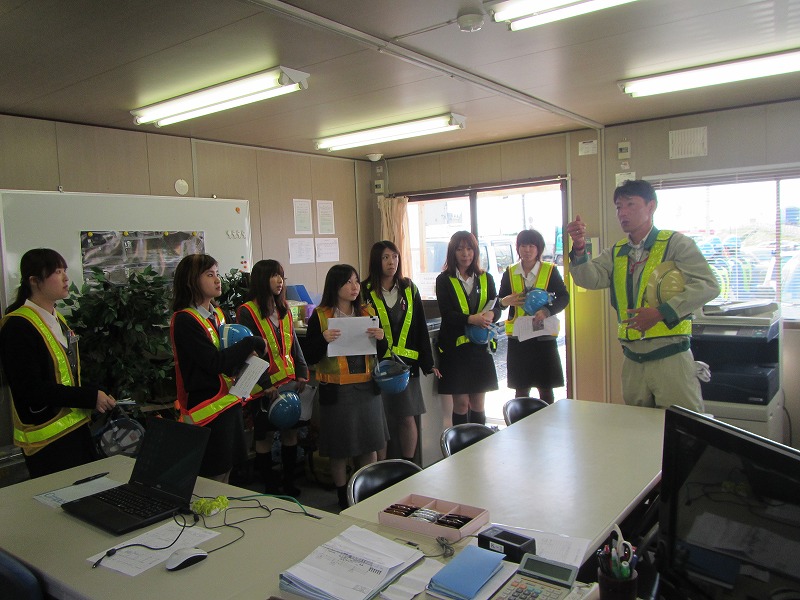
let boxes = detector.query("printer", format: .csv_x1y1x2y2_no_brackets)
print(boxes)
691,300,784,441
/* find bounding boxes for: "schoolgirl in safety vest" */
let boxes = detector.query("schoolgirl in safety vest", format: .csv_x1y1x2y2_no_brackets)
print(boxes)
362,240,438,464
303,264,388,509
0,248,116,478
237,259,309,497
170,254,266,483
498,229,569,404
434,231,502,428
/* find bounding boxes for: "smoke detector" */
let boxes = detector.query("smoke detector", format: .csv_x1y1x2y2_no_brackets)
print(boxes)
457,12,484,32
366,153,383,162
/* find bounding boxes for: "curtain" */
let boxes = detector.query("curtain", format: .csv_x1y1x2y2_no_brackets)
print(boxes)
377,195,412,275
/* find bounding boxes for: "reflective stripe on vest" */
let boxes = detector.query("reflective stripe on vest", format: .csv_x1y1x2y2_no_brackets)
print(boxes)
504,262,555,335
170,308,239,427
450,273,487,346
314,307,375,384
367,283,419,360
2,307,90,454
612,231,692,341
240,301,296,386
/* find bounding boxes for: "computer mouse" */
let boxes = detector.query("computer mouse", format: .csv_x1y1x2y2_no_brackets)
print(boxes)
165,547,208,571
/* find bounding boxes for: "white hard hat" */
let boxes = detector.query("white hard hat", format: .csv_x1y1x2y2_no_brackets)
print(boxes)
645,261,685,307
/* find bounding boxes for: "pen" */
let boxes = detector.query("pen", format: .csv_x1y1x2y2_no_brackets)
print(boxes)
73,472,109,485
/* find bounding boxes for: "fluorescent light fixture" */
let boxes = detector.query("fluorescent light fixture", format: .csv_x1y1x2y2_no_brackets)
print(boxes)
316,113,466,151
131,66,309,127
621,49,800,97
491,0,637,31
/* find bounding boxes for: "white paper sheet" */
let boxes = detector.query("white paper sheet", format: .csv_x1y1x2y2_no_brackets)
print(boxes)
35,477,121,508
87,521,219,576
289,237,315,264
327,316,378,357
485,524,590,567
315,237,340,262
230,355,269,398
513,315,560,341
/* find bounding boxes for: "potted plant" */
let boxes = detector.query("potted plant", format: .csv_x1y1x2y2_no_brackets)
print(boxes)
61,266,174,403
217,269,250,323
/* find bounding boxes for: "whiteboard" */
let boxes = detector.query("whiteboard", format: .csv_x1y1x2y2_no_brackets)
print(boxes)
0,190,251,308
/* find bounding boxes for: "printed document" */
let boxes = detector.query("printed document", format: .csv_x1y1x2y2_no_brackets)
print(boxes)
230,355,269,398
327,316,379,357
513,315,559,342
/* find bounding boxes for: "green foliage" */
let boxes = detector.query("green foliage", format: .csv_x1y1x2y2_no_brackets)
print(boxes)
217,269,250,322
61,266,174,402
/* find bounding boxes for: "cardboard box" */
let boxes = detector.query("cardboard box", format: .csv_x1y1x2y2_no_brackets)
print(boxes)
378,494,489,542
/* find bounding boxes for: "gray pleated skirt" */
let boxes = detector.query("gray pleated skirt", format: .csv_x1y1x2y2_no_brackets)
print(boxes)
318,381,389,458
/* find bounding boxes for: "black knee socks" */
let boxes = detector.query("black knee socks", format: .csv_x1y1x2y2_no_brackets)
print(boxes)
469,410,486,425
281,445,301,497
452,411,469,426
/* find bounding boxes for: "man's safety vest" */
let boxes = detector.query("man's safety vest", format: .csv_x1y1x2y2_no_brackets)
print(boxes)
366,282,419,361
2,307,91,455
239,301,296,387
449,273,487,347
612,231,692,341
314,306,376,384
170,307,239,426
504,262,555,335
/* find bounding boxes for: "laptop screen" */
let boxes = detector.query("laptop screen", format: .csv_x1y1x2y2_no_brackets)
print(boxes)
130,418,210,501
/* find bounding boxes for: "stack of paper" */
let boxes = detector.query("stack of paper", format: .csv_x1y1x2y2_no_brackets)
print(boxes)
280,525,423,600
427,546,506,600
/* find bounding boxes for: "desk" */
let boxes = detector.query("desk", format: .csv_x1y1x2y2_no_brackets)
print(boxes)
344,400,665,563
0,455,438,600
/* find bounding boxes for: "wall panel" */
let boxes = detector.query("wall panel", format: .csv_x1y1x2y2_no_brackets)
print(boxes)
0,116,59,191
145,134,195,197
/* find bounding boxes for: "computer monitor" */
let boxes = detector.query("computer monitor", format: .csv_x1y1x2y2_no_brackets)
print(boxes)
658,406,800,600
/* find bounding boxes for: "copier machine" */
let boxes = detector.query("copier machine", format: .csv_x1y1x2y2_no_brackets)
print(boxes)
691,300,784,442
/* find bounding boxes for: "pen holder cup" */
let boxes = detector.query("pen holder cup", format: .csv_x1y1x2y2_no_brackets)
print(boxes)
597,568,638,600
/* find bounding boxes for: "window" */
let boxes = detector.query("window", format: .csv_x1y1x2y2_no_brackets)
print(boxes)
652,175,800,319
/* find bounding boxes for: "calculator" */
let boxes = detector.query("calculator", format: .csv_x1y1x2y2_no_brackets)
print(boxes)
489,553,578,600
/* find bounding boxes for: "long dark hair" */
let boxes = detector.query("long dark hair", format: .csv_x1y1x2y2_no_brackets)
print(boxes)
319,264,364,313
171,254,218,312
6,248,68,314
364,240,409,295
245,259,288,320
443,231,482,277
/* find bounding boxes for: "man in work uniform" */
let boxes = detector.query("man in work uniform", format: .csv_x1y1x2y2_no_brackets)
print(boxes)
565,180,720,411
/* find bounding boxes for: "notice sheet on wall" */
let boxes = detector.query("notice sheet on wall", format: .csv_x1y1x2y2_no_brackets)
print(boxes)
315,237,340,263
288,238,315,264
293,198,313,234
316,200,335,234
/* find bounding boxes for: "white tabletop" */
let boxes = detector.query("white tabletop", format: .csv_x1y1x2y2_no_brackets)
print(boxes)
343,399,665,563
0,454,435,600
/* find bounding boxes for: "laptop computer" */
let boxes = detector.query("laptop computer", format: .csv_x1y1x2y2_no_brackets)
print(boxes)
62,417,211,535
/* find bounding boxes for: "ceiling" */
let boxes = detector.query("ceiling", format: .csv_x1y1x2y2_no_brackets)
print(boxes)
1,0,799,161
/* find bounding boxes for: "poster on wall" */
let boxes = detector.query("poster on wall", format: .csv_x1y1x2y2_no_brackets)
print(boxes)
317,200,335,235
293,199,313,234
315,237,340,263
81,230,205,285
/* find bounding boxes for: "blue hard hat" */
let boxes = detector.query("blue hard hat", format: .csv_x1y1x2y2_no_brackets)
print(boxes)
373,359,411,394
524,288,551,315
465,323,498,345
218,323,253,349
268,390,302,429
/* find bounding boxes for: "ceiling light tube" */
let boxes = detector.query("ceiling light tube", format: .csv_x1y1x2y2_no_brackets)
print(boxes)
131,66,309,127
491,0,637,30
316,113,466,151
621,49,800,97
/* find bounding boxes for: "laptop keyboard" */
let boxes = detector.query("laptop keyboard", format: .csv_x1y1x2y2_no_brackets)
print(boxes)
96,486,175,518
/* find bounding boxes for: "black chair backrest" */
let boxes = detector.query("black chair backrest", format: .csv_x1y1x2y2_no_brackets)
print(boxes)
440,423,495,457
347,459,422,506
502,397,550,426
0,549,44,600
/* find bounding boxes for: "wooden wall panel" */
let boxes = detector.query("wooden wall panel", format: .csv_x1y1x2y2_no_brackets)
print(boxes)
387,155,442,194
193,141,260,269
0,115,59,191
55,123,150,194
145,134,195,197
501,135,568,181
439,145,502,188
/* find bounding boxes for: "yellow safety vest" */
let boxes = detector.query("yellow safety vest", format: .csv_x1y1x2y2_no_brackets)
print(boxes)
239,301,296,386
449,273,487,347
1,307,91,455
314,306,376,384
504,262,555,335
170,307,239,426
367,282,419,361
613,231,692,341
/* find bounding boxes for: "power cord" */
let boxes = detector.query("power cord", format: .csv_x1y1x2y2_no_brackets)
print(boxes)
424,536,455,558
92,512,196,568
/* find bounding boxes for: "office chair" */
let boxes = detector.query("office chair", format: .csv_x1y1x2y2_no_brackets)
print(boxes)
347,459,422,506
0,548,44,600
440,423,495,458
502,397,550,426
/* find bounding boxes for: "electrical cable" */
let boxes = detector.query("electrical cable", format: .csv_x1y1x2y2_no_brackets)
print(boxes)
92,512,195,568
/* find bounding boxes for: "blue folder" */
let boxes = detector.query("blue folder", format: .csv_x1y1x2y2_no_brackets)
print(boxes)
428,545,506,600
